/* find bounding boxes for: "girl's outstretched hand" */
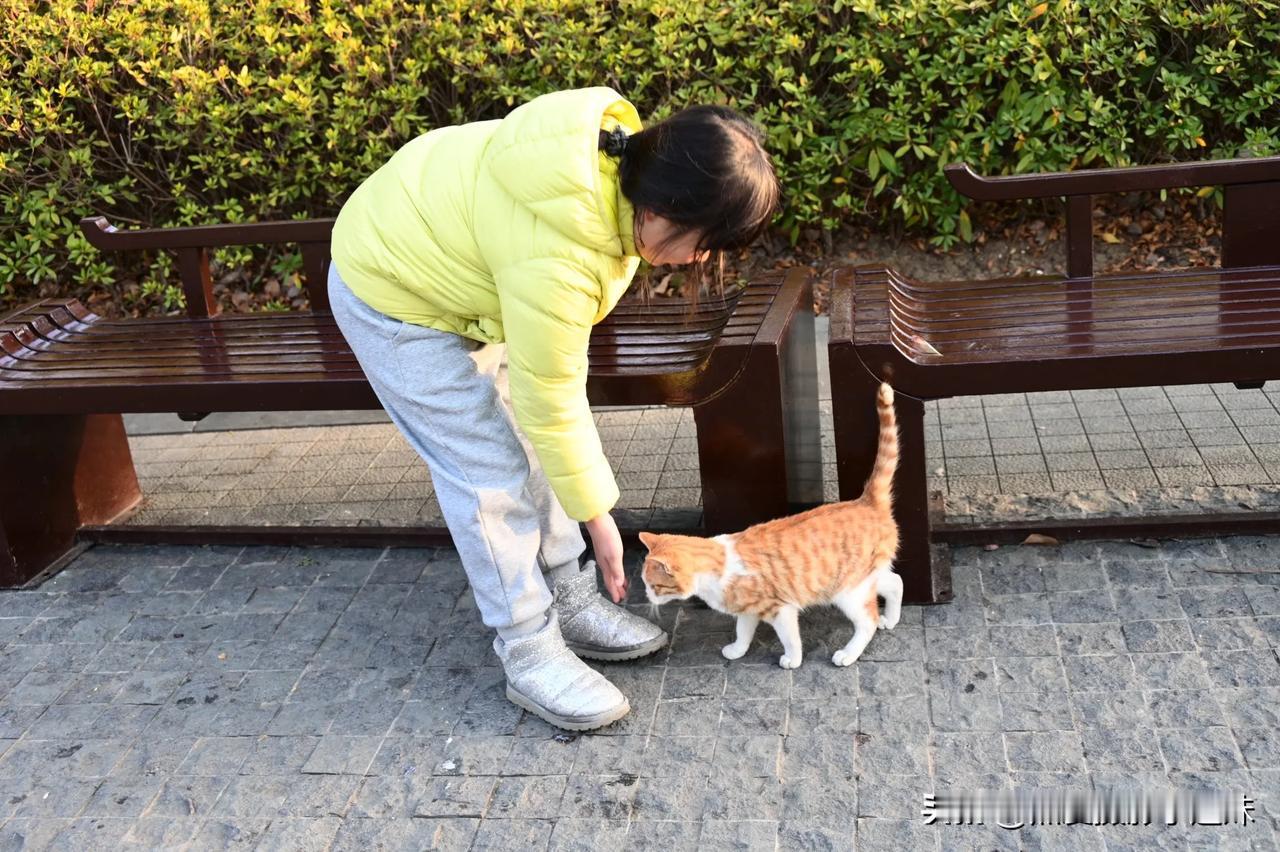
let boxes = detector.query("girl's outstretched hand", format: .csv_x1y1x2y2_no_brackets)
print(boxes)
585,512,627,603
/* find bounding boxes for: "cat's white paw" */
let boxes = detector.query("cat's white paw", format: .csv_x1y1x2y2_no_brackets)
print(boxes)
832,648,861,667
878,612,900,630
721,642,749,660
778,654,801,669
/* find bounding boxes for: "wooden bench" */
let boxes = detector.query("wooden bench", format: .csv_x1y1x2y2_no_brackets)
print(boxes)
0,217,820,587
829,154,1280,604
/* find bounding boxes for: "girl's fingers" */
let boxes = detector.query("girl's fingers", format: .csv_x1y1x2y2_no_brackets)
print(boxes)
606,563,625,603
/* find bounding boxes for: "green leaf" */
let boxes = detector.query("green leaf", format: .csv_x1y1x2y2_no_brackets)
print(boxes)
877,147,896,174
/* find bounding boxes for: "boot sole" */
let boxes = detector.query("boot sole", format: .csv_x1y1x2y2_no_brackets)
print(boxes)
567,632,670,662
506,684,630,731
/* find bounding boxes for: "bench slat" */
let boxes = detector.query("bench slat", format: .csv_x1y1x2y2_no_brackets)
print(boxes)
0,278,787,396
13,303,768,344
843,265,1280,364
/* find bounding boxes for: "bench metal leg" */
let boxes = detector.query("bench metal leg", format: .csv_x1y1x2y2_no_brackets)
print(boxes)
779,293,824,513
694,304,821,534
830,364,950,603
0,414,141,586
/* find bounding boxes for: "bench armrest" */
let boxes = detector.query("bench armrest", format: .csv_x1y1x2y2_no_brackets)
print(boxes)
79,217,337,318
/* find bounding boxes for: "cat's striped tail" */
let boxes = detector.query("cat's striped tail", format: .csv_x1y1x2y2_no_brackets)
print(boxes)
865,382,899,509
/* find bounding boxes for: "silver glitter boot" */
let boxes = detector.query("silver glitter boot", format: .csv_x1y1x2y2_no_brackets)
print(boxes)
555,561,669,662
493,610,630,731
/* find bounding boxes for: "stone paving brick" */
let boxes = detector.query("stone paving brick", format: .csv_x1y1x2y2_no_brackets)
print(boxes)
1048,591,1117,624
947,475,1001,496
1108,589,1181,623
986,625,1055,658
997,473,1053,493
1092,449,1147,470
119,817,204,848
1155,466,1215,486
1160,727,1245,772
1041,451,1100,477
147,775,231,818
1081,728,1165,772
1036,563,1095,594
1048,471,1106,491
945,438,995,458
995,455,1048,475
985,594,1052,626
1099,468,1160,489
1121,619,1197,654
1211,463,1272,485
1084,426,1142,447
470,818,556,850
944,456,996,476
856,818,940,851
255,816,344,851
1133,651,1215,691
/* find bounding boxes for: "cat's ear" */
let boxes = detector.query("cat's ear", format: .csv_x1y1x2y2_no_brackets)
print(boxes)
638,531,659,550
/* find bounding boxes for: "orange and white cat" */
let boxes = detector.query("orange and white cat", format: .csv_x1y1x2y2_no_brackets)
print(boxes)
640,382,901,669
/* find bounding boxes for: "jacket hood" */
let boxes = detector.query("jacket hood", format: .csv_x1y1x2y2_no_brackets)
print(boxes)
484,87,642,258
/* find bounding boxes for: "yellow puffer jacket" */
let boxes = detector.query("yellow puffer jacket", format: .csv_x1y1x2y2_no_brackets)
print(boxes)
331,87,642,521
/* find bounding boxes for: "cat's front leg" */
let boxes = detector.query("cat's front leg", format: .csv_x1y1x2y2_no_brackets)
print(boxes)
722,613,759,660
768,605,803,669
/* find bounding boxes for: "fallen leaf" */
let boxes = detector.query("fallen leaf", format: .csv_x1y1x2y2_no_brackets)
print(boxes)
1100,232,1121,244
1021,533,1059,546
983,543,1000,552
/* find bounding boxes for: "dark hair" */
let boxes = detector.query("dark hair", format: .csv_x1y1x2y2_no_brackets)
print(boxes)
603,105,780,299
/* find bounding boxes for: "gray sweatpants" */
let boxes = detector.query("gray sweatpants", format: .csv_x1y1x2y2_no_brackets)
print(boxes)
328,263,586,631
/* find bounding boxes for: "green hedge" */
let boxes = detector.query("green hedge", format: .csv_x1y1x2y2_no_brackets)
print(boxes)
3,0,1279,309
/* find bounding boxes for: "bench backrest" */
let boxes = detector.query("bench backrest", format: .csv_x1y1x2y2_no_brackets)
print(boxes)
81,217,335,319
945,155,1280,278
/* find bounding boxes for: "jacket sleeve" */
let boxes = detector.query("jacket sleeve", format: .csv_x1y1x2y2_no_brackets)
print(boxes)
494,257,620,522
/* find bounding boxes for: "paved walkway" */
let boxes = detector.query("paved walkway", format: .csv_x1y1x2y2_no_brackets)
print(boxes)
2,538,1280,849
117,315,1280,531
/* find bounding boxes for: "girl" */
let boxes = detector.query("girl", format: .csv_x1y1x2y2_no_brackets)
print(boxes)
328,87,778,730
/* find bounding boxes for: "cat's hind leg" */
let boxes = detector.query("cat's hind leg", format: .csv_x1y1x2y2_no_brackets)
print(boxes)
831,584,880,667
722,613,760,660
877,567,903,630
767,605,803,669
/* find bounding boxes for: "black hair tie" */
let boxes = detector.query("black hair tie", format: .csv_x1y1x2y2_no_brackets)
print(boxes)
599,127,630,157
